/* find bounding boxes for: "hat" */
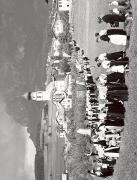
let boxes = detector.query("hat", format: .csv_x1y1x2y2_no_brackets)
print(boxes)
97,63,101,67
95,57,99,62
95,32,99,37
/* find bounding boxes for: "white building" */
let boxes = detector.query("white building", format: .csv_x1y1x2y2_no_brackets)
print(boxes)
58,0,71,11
55,80,66,92
23,82,55,101
23,75,70,102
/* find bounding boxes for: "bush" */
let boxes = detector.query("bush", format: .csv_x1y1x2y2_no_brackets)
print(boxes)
59,59,71,73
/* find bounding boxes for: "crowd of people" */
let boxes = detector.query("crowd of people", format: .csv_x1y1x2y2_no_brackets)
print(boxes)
96,0,132,46
74,0,132,178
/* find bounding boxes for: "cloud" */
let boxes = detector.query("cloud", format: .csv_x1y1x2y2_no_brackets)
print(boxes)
0,96,36,180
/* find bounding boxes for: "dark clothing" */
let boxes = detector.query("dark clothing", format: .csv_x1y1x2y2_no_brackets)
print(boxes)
102,14,126,24
106,29,127,36
100,167,114,178
100,35,110,42
99,118,124,127
89,118,100,122
109,57,129,63
75,46,80,51
105,147,120,153
94,140,108,147
87,85,97,94
100,158,116,166
107,112,125,119
106,101,125,114
106,51,126,60
105,119,125,126
89,98,98,104
83,57,89,61
107,83,128,91
107,90,129,102
117,1,129,6
107,84,128,101
107,72,125,84
110,60,129,67
86,76,95,84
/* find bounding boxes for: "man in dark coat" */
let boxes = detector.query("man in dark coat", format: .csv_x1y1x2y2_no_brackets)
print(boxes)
106,51,126,60
107,72,125,84
106,100,125,114
105,118,125,127
100,165,114,177
95,51,126,63
97,14,126,26
107,90,129,102
99,157,116,166
95,29,127,36
109,60,129,67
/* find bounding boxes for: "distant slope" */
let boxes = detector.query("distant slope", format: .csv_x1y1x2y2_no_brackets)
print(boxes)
35,151,44,180
35,123,45,180
0,0,49,146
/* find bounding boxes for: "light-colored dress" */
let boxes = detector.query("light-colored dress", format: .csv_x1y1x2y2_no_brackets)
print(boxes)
110,65,125,73
99,53,107,61
102,60,111,69
108,35,127,45
99,74,107,84
98,85,107,100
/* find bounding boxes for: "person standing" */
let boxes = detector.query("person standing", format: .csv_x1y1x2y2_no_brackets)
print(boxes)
98,72,125,84
106,99,125,114
109,0,131,7
107,64,129,73
110,7,132,17
97,14,126,26
97,59,129,69
105,118,125,127
107,72,125,84
95,29,129,45
95,51,126,62
107,87,129,102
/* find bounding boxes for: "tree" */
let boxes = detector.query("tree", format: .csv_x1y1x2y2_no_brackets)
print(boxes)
59,59,71,73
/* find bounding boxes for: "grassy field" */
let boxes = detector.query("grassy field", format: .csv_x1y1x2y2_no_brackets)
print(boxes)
72,0,137,179
72,0,126,79
112,0,137,180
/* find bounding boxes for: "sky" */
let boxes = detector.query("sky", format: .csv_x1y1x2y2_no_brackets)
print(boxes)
0,95,36,180
0,0,49,179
